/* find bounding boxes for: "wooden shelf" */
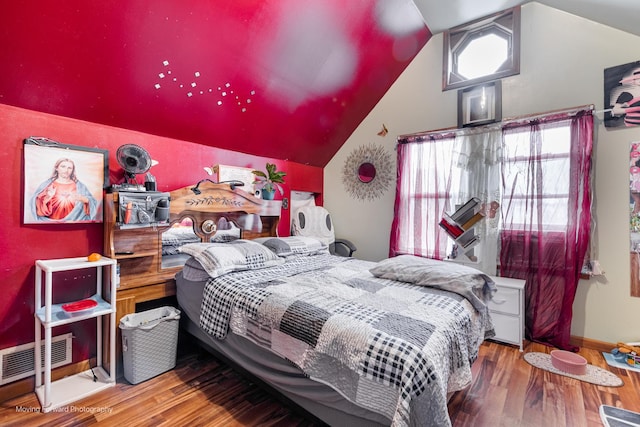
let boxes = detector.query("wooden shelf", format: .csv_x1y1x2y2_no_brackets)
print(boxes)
113,251,157,260
440,199,483,249
440,198,485,261
103,183,283,374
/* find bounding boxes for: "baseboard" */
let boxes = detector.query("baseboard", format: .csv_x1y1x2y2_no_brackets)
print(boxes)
0,358,96,404
570,336,615,353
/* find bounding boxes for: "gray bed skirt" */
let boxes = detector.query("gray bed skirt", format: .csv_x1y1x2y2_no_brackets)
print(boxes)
176,271,391,427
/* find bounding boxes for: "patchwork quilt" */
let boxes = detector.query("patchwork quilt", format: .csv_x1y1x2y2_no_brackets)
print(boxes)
199,254,495,427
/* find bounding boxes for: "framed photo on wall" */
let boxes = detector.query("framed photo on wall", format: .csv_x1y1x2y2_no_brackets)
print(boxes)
23,137,108,224
458,80,502,128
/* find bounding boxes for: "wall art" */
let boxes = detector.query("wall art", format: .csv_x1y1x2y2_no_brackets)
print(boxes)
630,141,640,297
342,143,393,201
458,80,502,128
23,137,108,224
604,60,640,128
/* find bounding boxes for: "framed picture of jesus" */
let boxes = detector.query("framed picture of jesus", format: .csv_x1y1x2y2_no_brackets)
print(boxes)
23,137,108,224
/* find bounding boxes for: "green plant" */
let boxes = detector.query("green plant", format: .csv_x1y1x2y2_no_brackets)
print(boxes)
252,163,286,195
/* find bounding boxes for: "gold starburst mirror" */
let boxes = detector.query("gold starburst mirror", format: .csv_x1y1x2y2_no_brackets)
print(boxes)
342,144,393,201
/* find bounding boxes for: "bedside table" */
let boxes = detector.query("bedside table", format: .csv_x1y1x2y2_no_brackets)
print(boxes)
487,276,526,351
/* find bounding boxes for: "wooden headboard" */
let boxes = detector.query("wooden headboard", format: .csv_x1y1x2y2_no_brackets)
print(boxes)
167,180,281,242
103,180,281,372
105,181,281,289
104,181,282,329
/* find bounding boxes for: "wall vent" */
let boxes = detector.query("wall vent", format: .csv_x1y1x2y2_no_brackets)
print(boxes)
0,333,72,385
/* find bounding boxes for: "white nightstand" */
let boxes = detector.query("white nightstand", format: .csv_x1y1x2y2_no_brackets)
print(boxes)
487,276,526,351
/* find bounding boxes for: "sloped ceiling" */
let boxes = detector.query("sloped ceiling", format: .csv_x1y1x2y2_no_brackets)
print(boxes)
1,1,637,168
0,0,430,167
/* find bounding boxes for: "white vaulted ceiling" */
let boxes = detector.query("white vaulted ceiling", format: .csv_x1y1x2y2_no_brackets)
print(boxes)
414,0,639,36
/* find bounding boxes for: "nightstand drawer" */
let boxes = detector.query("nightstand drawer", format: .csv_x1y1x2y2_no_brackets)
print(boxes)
488,286,520,315
490,312,521,344
487,276,525,351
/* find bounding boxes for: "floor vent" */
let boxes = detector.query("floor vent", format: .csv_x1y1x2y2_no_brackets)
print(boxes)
0,333,73,385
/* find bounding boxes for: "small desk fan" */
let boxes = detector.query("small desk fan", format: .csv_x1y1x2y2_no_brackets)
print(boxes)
116,144,152,188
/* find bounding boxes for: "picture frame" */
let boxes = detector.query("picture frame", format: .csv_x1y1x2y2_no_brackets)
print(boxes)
23,137,108,224
207,164,258,196
457,80,502,128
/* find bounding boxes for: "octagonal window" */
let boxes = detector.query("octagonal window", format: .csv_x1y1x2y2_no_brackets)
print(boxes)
443,7,520,90
457,33,508,80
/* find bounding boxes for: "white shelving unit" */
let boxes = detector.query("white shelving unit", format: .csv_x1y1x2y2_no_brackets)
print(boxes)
34,256,117,412
439,198,485,263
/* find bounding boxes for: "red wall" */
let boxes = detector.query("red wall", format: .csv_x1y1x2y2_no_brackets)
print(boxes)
0,103,323,361
0,1,430,168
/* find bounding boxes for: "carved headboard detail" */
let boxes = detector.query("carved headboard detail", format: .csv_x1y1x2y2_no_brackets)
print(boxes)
167,181,275,241
104,181,281,292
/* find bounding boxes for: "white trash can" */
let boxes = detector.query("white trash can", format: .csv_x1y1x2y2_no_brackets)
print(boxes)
119,306,181,384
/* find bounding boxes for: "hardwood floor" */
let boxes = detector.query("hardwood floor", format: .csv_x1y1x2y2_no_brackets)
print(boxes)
449,341,640,427
1,340,638,426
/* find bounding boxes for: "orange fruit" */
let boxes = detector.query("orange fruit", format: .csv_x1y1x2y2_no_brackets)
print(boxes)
88,253,102,262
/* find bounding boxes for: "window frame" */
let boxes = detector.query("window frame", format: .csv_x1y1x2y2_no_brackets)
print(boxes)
501,123,573,232
442,6,521,91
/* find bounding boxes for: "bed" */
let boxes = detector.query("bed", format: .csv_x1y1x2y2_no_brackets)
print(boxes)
167,182,496,427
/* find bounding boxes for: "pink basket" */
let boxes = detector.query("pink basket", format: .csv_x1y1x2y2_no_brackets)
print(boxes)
551,350,587,375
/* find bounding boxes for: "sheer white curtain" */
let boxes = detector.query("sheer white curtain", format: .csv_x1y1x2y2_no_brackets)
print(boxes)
391,128,502,274
457,129,502,274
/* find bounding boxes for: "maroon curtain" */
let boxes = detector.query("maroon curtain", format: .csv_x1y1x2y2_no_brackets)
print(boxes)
499,110,593,350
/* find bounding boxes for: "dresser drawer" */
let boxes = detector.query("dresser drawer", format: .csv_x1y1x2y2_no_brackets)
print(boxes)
488,286,520,316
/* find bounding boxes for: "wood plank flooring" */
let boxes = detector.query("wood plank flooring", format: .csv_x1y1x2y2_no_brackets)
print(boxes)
449,341,640,427
1,340,638,426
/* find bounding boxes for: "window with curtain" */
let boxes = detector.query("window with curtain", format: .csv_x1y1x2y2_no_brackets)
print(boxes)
390,132,462,261
502,124,572,230
391,128,502,274
391,108,593,350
